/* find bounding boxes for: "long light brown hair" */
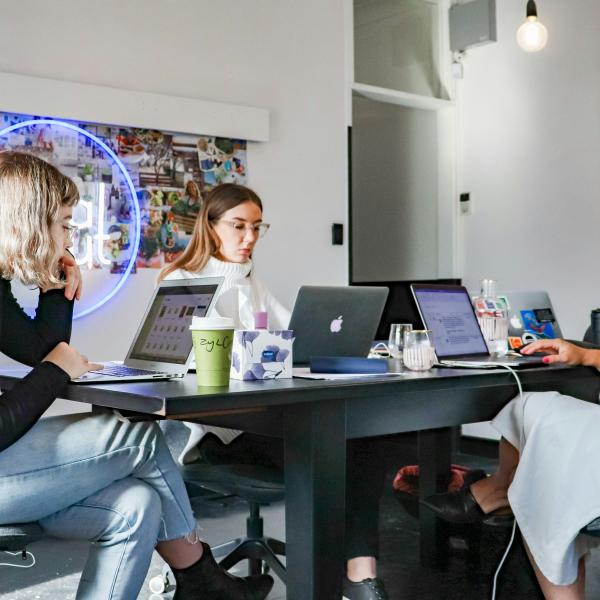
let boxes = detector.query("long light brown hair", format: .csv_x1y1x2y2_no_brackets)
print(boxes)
0,151,79,288
159,183,263,280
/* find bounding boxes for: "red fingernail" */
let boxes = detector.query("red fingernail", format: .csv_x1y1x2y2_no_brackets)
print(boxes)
543,357,550,363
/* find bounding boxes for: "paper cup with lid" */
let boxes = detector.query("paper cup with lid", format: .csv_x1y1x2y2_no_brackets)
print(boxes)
189,316,235,386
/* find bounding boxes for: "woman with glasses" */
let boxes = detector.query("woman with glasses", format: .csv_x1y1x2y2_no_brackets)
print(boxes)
160,183,389,600
160,184,285,332
0,152,273,600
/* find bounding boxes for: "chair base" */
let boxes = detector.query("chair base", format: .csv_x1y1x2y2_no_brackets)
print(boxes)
213,536,286,583
0,523,44,553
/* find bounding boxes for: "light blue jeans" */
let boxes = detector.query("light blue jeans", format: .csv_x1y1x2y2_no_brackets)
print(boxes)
0,413,197,600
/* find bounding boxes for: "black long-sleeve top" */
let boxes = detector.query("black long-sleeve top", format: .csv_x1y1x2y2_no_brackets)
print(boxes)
0,278,72,452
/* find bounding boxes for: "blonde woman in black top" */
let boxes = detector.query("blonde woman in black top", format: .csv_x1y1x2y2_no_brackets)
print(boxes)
0,151,272,600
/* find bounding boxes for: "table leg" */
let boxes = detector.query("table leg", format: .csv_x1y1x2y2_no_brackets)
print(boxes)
418,427,453,567
284,400,346,600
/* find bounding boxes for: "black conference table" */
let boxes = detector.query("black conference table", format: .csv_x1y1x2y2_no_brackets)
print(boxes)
1,364,599,600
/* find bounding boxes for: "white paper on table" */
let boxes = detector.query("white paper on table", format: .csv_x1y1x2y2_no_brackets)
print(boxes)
292,367,405,380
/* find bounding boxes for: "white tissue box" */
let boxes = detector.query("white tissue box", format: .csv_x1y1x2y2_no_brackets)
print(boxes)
230,329,294,380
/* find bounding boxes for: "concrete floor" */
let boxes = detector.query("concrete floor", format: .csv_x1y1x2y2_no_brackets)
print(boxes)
2,438,600,599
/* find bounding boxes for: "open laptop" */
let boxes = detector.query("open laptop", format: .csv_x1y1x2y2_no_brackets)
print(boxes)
410,284,546,368
351,278,462,339
75,277,223,383
499,290,563,344
289,285,388,366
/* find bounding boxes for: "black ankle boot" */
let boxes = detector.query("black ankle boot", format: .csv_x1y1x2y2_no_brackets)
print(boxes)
172,542,274,600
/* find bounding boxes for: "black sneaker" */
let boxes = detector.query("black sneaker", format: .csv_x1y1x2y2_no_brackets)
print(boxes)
343,577,388,600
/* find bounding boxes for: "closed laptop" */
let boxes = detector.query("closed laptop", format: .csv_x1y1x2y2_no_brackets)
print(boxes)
289,285,388,366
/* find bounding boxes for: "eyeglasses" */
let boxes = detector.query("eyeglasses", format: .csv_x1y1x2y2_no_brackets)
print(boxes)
216,219,270,238
62,223,78,237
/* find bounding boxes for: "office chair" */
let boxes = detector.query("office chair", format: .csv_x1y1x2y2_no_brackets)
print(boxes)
158,420,285,581
181,461,286,581
579,328,600,535
0,522,42,566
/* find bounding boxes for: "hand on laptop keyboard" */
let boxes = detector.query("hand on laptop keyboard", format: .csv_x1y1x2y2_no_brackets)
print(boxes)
514,344,551,357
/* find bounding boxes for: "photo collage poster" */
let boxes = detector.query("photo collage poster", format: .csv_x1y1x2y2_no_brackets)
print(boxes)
0,112,248,272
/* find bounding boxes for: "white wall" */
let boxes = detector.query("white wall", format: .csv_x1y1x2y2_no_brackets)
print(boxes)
458,0,600,339
0,1,349,374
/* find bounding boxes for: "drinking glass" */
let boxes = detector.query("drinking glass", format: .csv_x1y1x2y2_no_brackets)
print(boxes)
388,323,413,361
403,330,437,371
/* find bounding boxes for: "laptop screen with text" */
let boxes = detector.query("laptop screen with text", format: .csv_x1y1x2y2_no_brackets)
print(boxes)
412,286,489,358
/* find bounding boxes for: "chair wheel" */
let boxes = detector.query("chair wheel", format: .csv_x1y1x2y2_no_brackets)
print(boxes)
148,565,176,595
148,575,167,594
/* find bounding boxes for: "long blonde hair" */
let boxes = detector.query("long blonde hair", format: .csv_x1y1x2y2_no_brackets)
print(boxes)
159,183,263,280
0,151,79,289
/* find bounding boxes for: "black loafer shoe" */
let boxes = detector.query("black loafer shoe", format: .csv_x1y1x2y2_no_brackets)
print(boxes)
421,488,513,525
421,487,486,524
343,577,388,600
461,469,487,489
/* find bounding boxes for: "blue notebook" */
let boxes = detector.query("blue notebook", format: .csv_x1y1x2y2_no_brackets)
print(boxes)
310,356,388,374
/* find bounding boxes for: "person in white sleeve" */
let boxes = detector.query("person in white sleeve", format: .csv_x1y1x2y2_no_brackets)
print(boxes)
424,338,600,600
160,183,389,600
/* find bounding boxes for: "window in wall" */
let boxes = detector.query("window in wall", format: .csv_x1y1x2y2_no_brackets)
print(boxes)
354,0,447,100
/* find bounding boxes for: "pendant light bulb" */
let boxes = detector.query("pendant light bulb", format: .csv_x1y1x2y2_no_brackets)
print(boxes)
517,0,548,52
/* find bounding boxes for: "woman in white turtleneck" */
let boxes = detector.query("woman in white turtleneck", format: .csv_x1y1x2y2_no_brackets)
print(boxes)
159,184,389,600
161,185,288,448
161,189,288,331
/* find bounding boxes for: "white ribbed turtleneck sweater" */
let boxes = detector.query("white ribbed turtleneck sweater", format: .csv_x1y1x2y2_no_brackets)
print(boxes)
166,257,290,330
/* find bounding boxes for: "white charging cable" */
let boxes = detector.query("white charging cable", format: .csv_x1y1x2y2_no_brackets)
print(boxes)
368,342,391,358
0,550,36,568
490,519,517,600
485,363,527,600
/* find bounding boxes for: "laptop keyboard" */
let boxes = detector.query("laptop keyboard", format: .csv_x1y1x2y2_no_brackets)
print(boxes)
89,365,165,377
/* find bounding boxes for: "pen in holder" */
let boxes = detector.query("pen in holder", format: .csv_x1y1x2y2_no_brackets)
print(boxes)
402,330,437,371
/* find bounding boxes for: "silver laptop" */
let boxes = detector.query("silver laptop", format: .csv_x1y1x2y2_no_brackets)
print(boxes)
75,277,223,383
289,285,388,366
411,284,546,368
499,290,562,343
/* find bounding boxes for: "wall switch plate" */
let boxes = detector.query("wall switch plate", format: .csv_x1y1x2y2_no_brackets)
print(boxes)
452,61,464,79
459,192,472,216
332,223,344,245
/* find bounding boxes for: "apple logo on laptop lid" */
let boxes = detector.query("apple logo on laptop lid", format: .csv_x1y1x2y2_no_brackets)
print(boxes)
330,315,343,333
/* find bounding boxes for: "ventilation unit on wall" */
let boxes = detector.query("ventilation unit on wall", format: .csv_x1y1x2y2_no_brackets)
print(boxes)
449,0,497,52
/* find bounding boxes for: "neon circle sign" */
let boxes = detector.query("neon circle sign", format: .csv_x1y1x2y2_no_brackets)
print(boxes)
0,119,141,319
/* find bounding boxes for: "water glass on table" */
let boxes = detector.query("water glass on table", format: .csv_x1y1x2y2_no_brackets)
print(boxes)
403,330,437,371
388,323,413,363
477,315,509,356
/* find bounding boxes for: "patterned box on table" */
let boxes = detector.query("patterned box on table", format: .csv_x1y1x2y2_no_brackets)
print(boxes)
230,330,294,380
